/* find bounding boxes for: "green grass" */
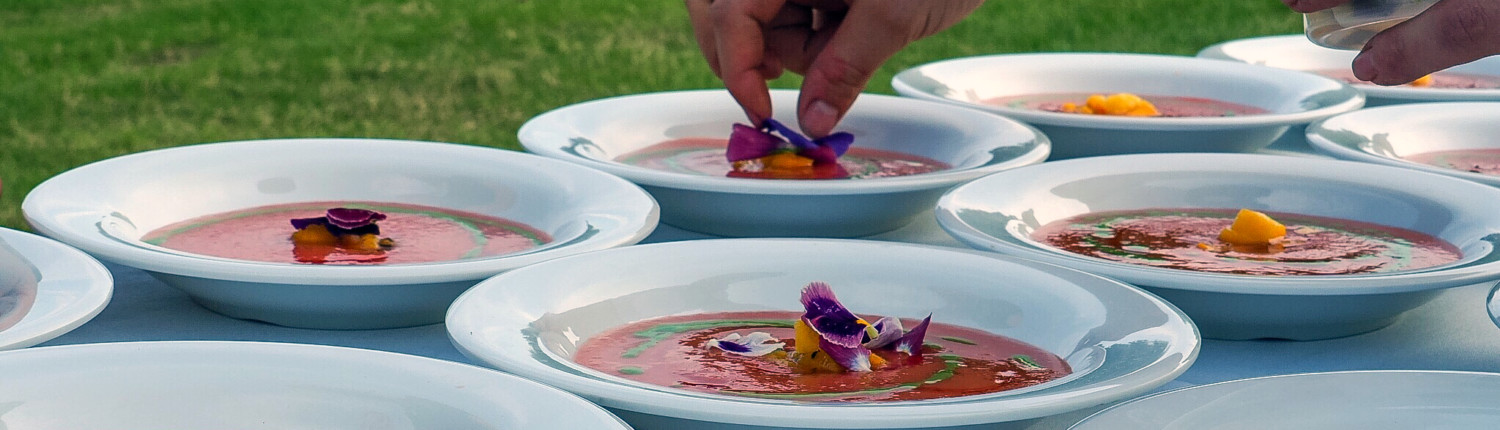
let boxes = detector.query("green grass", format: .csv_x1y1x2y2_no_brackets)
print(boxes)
0,0,1300,230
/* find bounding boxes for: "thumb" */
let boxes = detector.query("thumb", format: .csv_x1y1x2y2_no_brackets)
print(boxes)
796,7,912,138
1354,0,1500,85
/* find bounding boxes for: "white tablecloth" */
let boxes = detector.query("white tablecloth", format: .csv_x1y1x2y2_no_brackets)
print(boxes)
40,210,1500,429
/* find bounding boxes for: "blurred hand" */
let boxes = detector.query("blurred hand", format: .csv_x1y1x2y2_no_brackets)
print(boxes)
1284,0,1500,85
686,0,983,137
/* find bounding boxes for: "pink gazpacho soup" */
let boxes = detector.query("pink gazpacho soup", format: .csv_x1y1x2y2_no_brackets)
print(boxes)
616,138,949,180
988,93,1269,117
1033,208,1461,275
142,202,550,265
1404,148,1500,176
572,283,1070,402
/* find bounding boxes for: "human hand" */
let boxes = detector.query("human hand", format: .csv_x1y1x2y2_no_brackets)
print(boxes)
1284,0,1500,85
686,0,983,137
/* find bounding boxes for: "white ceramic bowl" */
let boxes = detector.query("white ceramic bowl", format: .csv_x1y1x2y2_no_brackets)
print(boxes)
892,53,1364,159
1308,102,1500,187
0,227,112,350
1198,34,1500,106
936,153,1500,340
447,239,1199,430
1070,370,1500,429
518,89,1049,237
23,138,658,329
0,341,631,429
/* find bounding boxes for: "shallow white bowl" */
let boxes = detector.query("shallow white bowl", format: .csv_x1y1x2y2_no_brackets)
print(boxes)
518,89,1049,237
0,341,631,429
936,153,1500,340
1199,34,1500,106
1070,370,1500,429
892,52,1364,159
0,227,111,350
1308,102,1500,187
23,138,658,329
447,239,1198,430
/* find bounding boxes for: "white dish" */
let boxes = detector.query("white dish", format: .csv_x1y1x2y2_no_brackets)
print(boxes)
0,227,111,350
0,231,38,331
936,153,1500,340
892,52,1363,159
0,341,631,429
23,138,658,329
1070,370,1500,429
1198,34,1500,106
447,238,1198,430
518,89,1049,237
1308,102,1500,188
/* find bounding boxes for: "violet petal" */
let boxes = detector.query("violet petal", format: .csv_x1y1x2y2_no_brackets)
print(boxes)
800,282,866,348
726,123,784,162
799,146,839,166
818,337,872,372
892,314,932,355
290,216,328,230
864,317,905,349
764,118,816,150
816,132,855,157
706,332,784,356
325,208,387,230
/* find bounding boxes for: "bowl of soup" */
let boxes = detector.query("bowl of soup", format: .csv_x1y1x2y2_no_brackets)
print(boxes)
1307,102,1500,188
518,89,1049,237
22,138,659,329
1198,34,1500,106
892,52,1363,159
447,238,1199,430
936,153,1500,340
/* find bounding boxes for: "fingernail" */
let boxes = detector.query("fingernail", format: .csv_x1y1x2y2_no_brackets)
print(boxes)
803,100,839,138
1352,51,1377,82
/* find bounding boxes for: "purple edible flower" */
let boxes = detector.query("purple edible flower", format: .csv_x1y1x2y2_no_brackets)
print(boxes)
863,317,905,349
326,208,386,229
818,337,873,372
289,208,387,236
706,332,785,357
800,282,868,349
724,119,855,165
890,315,932,356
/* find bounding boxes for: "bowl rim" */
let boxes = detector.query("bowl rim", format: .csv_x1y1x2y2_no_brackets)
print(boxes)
935,153,1500,296
1069,369,1500,429
1307,101,1500,187
1197,34,1500,102
21,137,660,285
1,340,632,429
517,89,1052,195
446,238,1201,429
891,52,1366,130
0,227,112,351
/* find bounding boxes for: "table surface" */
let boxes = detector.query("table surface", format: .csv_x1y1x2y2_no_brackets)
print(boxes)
36,141,1500,429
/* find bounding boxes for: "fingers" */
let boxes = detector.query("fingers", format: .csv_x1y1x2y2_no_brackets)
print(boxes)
685,0,720,76
795,1,982,137
1282,0,1348,13
709,0,789,125
1354,0,1500,84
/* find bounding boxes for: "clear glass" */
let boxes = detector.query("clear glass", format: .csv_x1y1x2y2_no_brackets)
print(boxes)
1304,0,1441,49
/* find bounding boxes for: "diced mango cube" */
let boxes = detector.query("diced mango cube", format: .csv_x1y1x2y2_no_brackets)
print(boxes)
290,224,338,245
1409,74,1434,87
793,319,821,356
1219,209,1286,245
765,152,815,169
339,233,382,251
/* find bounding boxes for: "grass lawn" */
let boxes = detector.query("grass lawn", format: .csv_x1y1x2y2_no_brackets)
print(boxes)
0,0,1300,230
